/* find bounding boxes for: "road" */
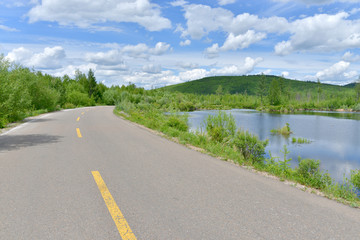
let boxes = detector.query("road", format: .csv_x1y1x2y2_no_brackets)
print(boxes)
0,106,359,239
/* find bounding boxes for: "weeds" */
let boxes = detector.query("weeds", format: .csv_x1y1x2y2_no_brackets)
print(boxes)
271,123,292,136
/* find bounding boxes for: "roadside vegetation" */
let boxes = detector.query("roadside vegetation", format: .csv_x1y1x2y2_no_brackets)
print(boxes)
113,86,360,207
0,55,129,128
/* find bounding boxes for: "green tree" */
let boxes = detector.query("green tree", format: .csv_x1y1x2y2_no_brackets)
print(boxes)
317,78,322,103
87,68,97,98
257,73,267,104
355,77,360,102
268,79,281,105
215,85,223,95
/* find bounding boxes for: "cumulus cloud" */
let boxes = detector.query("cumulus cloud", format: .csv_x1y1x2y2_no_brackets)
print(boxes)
6,46,66,69
221,31,266,51
170,0,188,7
121,42,171,59
182,4,288,40
142,63,162,73
148,42,171,55
205,31,266,58
275,12,360,55
182,4,360,56
85,49,123,65
179,56,262,81
27,0,171,32
204,44,220,58
177,62,199,69
315,61,358,82
342,51,360,62
180,39,191,46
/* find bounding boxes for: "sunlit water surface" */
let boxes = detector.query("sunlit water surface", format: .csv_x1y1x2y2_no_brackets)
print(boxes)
186,109,360,183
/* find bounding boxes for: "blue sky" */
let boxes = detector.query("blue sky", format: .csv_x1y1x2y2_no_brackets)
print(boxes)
1,0,360,88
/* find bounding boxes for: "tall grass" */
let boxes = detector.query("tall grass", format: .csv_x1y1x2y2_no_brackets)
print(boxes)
115,89,360,207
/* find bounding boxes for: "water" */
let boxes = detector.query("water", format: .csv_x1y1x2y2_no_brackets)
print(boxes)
186,109,360,183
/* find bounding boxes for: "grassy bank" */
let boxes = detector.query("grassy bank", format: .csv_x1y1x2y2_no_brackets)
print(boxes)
114,89,360,207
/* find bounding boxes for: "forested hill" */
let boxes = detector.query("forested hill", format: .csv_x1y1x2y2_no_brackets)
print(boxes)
162,75,353,95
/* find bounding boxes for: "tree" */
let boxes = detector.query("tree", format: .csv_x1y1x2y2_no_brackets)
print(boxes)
268,79,281,105
317,78,322,103
356,76,360,102
215,85,223,95
257,73,267,105
87,69,97,98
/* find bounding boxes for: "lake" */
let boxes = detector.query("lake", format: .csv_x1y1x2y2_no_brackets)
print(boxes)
186,109,360,183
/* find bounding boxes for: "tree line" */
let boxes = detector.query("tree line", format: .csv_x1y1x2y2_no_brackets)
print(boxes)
0,55,130,128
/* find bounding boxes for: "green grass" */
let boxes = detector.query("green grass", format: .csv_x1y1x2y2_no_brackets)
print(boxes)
271,123,292,136
114,95,360,207
292,137,311,144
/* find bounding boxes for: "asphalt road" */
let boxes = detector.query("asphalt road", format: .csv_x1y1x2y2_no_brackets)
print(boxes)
0,106,359,239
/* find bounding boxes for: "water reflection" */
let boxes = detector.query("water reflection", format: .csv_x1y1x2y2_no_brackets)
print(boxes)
187,109,360,183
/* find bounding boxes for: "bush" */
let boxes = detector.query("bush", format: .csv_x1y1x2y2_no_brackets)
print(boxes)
205,111,236,143
234,130,268,164
297,158,332,189
166,114,188,132
350,169,360,191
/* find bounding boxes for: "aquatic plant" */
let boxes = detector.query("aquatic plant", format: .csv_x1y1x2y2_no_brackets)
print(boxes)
271,123,292,136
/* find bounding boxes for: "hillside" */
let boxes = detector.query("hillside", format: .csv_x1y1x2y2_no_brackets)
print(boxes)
163,75,353,95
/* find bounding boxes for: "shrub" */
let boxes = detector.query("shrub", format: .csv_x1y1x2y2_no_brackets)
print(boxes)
297,158,332,189
234,130,268,164
205,111,236,143
166,114,188,132
350,169,360,191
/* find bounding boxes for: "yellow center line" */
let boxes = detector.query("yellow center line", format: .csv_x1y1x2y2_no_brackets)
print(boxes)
92,171,137,240
77,117,80,121
81,112,85,115
76,128,82,138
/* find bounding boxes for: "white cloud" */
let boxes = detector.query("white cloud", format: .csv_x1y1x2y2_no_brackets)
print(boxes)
180,39,191,46
273,0,360,5
170,0,188,7
30,46,66,69
342,51,360,62
275,12,360,55
218,0,236,5
282,71,290,77
179,68,208,81
121,42,171,59
177,62,199,69
142,63,162,73
85,49,123,65
148,42,171,55
205,31,266,58
6,47,33,63
183,4,233,39
182,4,360,56
204,44,220,58
6,46,66,69
0,24,18,32
27,0,171,32
53,63,98,78
221,31,266,51
315,61,358,82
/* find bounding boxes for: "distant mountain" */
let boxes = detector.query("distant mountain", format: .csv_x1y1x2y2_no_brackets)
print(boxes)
162,75,353,95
